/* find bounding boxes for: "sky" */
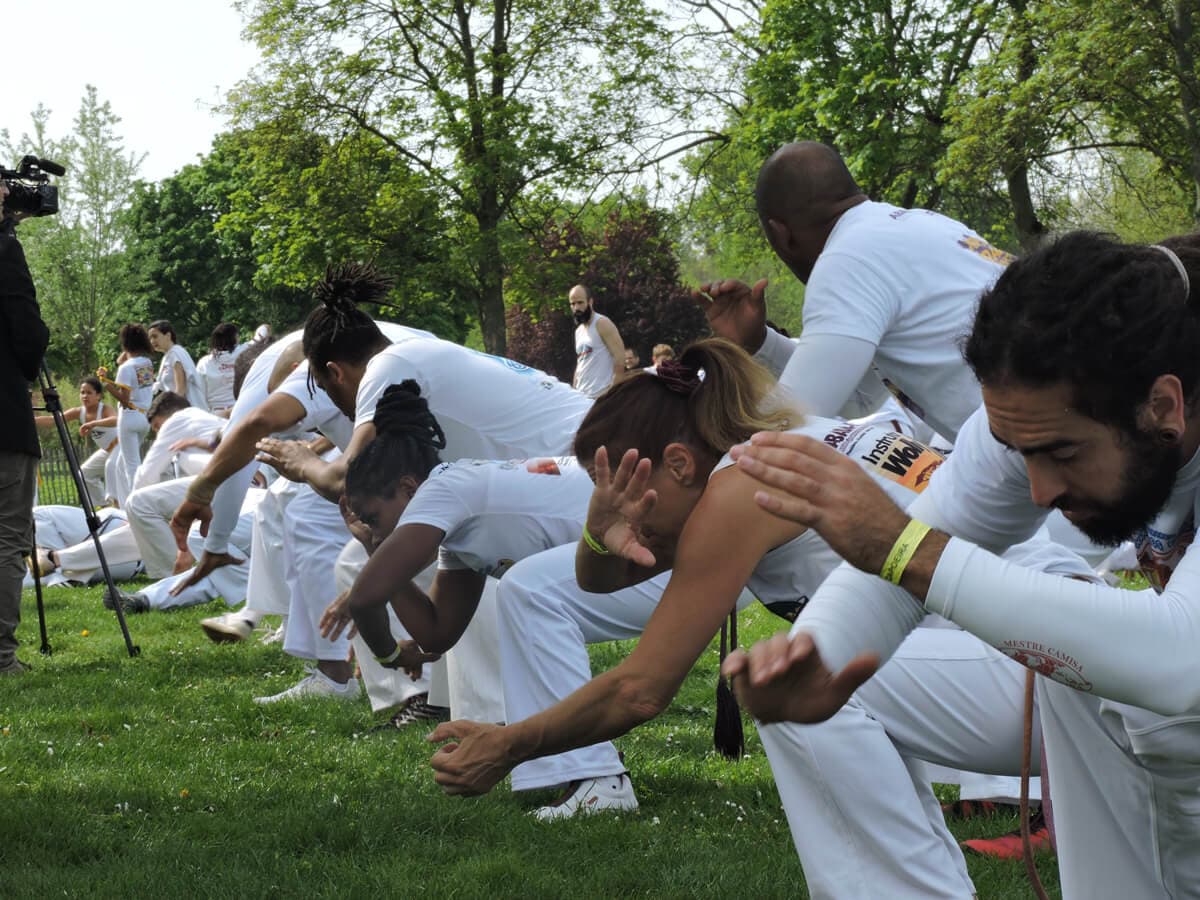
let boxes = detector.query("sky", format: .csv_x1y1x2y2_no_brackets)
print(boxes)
2,0,262,183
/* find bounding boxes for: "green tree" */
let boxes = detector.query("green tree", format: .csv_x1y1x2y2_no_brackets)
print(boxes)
231,0,680,353
3,87,144,376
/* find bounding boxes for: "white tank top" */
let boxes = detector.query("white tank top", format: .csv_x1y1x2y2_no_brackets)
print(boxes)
82,405,117,450
574,314,616,399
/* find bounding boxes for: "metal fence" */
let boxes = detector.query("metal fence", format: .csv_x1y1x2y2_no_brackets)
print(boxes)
36,436,94,507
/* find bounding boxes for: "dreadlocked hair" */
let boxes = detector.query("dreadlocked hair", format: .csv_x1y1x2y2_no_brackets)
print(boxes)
964,230,1200,432
345,381,447,501
574,337,796,473
302,262,394,386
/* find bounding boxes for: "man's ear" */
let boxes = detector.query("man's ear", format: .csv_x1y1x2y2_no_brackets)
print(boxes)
1144,374,1186,436
325,360,345,386
662,442,699,486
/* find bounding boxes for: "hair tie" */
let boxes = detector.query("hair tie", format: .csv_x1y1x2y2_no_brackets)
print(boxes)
1152,245,1190,300
654,359,704,396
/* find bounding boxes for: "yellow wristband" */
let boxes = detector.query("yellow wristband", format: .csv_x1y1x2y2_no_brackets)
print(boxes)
582,525,611,556
375,642,403,665
880,519,932,585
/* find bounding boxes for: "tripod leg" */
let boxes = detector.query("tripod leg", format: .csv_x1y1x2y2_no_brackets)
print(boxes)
30,519,50,655
38,362,140,658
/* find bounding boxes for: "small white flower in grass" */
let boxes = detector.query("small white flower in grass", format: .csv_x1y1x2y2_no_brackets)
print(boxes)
332,795,341,806
123,724,131,731
651,816,660,825
46,746,54,756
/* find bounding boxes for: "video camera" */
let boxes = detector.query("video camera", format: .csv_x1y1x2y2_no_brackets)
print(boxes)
1,155,63,222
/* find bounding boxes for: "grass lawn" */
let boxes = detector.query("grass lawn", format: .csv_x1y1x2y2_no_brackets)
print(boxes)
1,582,1060,898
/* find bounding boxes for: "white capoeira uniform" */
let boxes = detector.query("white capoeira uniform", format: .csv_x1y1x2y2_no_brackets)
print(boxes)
794,404,1200,899
137,488,263,611
337,338,594,710
27,505,141,586
196,345,246,414
353,457,595,720
154,343,206,410
112,355,155,506
499,418,1056,896
131,407,224,495
78,405,119,505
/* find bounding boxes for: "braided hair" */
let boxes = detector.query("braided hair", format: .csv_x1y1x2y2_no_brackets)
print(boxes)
964,230,1200,432
302,262,394,389
345,381,446,501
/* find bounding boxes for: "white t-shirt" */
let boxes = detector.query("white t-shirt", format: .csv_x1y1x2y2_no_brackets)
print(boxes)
393,457,593,579
574,313,617,399
712,416,945,621
133,407,225,492
355,339,592,460
273,322,433,451
155,344,206,409
786,200,1014,440
115,355,155,413
196,344,247,411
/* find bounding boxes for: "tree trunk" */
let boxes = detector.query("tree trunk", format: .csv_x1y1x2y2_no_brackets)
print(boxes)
1168,0,1200,224
1007,0,1047,250
475,206,507,356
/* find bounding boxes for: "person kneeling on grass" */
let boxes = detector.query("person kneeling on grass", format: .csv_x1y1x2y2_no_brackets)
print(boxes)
319,381,596,722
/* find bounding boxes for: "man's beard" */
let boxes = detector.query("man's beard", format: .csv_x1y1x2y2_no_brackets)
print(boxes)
573,308,592,325
1058,427,1181,546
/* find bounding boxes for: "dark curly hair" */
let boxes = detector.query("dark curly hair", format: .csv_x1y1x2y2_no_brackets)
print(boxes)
345,381,446,501
964,230,1200,432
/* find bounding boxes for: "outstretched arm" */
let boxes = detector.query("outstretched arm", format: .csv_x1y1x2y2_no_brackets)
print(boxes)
428,465,811,796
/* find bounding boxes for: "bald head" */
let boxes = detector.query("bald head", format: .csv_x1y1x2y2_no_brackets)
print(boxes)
755,142,863,228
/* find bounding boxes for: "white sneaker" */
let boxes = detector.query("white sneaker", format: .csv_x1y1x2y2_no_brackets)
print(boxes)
533,773,639,821
200,614,256,644
253,667,361,704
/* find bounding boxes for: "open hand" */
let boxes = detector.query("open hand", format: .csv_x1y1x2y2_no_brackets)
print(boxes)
256,437,319,483
731,432,911,574
587,446,658,567
320,590,357,641
722,631,878,724
170,498,213,551
168,550,243,596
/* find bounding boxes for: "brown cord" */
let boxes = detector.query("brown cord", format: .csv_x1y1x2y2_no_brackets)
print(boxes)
1021,670,1052,900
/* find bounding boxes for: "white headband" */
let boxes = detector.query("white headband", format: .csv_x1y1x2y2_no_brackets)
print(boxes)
1152,244,1190,299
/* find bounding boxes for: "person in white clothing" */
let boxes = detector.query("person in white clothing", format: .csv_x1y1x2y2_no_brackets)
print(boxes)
697,141,1012,443
728,231,1200,898
321,383,595,719
28,505,141,586
103,325,156,506
148,319,206,410
427,342,1066,868
569,284,624,399
195,323,246,415
35,376,118,505
133,392,224,494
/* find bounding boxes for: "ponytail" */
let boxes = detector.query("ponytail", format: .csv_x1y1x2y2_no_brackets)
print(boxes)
302,262,393,388
574,338,794,471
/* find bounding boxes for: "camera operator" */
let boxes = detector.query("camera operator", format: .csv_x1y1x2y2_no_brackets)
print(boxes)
0,182,51,674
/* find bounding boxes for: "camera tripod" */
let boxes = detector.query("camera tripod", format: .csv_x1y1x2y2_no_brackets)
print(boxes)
30,360,139,657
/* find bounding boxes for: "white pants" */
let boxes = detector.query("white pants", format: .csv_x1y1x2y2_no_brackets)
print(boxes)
29,505,140,585
336,539,433,712
335,539,504,721
80,448,109,507
1039,679,1200,899
244,475,301,618
759,628,1034,899
280,485,353,663
496,542,753,791
140,489,261,611
125,477,193,579
114,410,148,506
